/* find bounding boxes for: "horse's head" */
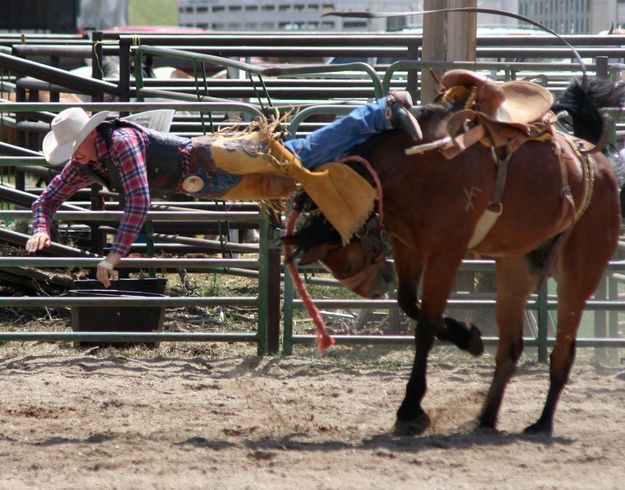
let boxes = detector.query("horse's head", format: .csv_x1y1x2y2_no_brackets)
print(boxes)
282,215,395,299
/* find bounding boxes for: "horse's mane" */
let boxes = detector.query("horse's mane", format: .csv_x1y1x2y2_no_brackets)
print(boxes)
283,130,400,253
552,77,625,144
283,191,343,254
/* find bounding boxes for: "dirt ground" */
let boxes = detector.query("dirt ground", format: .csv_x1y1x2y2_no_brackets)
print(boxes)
0,341,623,490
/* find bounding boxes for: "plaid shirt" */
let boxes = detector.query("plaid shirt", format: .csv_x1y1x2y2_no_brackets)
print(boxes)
32,126,162,257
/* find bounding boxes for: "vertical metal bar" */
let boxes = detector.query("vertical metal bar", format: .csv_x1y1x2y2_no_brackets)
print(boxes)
89,32,105,260
283,253,294,356
14,86,26,192
145,221,155,279
266,225,281,355
608,275,619,363
91,31,104,102
119,39,131,116
594,277,608,363
256,215,269,356
49,55,60,102
89,185,104,257
200,62,215,132
134,47,145,102
537,281,548,363
596,56,608,79
406,40,419,101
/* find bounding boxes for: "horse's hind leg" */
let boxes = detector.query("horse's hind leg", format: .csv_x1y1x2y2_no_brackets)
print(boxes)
478,256,540,430
525,233,615,434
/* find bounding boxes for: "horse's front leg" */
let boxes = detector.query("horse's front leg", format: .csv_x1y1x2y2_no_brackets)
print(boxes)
394,253,464,435
477,257,539,430
391,239,423,321
392,239,483,356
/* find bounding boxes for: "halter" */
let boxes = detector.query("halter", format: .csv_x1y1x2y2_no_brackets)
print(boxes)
284,155,387,354
318,215,389,292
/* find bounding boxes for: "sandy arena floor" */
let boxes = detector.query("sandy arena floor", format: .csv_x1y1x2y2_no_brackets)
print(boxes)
0,343,623,489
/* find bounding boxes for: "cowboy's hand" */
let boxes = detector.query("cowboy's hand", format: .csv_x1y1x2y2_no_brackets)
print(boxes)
25,232,51,253
97,252,122,288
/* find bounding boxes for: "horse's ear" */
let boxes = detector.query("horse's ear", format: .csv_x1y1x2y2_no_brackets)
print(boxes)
299,244,333,265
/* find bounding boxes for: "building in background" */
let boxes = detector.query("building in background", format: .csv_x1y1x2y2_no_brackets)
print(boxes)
519,0,625,34
178,0,625,34
177,0,526,32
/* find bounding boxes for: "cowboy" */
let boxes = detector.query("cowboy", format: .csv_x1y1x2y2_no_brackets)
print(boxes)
26,92,420,287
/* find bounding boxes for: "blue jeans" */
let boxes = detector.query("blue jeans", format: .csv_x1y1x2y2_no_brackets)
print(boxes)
205,99,389,195
284,98,389,169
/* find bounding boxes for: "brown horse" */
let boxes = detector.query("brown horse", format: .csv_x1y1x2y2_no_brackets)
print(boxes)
283,75,623,435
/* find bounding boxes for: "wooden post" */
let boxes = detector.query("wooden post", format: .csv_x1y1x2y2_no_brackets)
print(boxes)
421,0,477,103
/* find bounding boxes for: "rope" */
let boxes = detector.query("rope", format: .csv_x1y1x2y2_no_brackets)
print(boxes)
284,208,335,355
91,40,104,79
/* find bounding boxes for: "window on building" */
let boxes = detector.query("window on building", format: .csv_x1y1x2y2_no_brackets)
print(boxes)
245,5,258,11
308,4,319,11
261,5,275,11
213,6,225,12
229,5,242,11
321,21,335,29
343,21,367,29
279,5,290,11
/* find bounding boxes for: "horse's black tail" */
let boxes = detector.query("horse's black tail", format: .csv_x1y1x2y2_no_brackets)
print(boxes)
552,77,625,144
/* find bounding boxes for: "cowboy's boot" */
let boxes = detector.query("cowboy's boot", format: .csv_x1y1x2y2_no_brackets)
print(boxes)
385,91,422,141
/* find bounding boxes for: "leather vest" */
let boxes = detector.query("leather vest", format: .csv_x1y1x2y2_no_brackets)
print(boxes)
87,119,191,199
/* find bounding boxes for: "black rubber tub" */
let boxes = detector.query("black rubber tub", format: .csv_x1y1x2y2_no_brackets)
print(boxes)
69,278,167,348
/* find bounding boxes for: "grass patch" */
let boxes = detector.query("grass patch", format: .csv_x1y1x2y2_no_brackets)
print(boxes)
129,0,179,26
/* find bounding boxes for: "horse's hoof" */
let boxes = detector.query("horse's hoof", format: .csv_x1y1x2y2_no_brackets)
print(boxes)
523,419,553,435
467,324,484,357
393,413,431,436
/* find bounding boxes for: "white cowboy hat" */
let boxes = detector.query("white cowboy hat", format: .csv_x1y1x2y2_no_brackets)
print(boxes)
42,108,109,164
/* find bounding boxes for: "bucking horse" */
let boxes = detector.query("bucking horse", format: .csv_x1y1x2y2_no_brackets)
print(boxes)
283,71,625,435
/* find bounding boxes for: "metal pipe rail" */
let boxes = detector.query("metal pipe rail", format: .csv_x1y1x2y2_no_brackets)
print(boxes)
0,101,265,119
382,59,593,96
283,259,625,360
12,44,120,58
0,297,257,307
129,45,625,61
113,33,625,48
287,105,355,138
134,45,384,99
290,334,625,348
0,257,260,268
0,51,119,95
0,332,257,343
0,210,263,223
0,219,273,353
